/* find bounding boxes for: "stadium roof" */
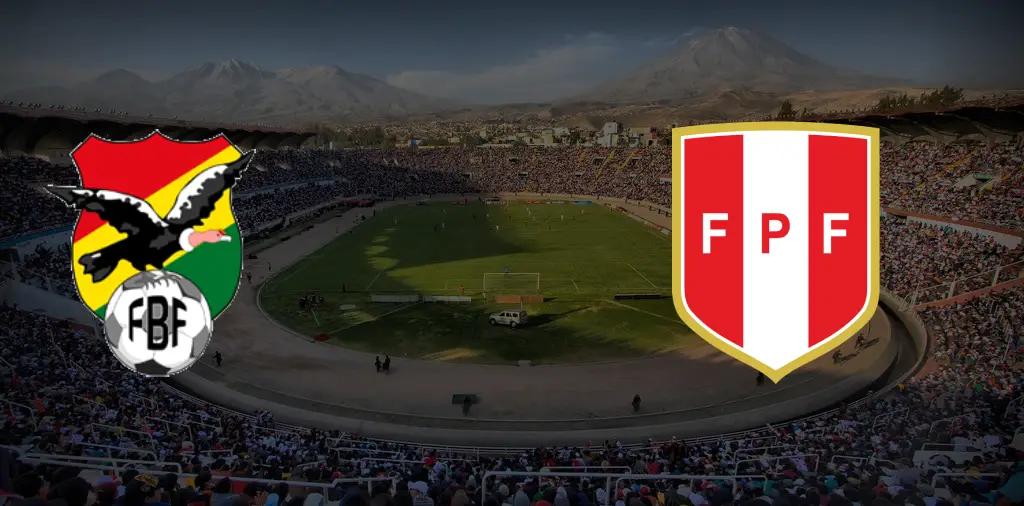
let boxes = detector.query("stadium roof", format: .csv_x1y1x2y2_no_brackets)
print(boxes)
811,96,1024,143
0,104,315,159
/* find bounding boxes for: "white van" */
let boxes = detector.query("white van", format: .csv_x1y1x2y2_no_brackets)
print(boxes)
489,309,528,328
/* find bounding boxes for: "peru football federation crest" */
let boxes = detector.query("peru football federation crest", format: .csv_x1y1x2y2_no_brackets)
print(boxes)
671,122,880,382
48,131,252,377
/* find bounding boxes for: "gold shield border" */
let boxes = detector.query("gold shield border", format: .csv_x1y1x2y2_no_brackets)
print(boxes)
670,121,881,383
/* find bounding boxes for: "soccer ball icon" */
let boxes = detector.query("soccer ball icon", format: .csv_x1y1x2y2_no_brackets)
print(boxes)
104,270,213,377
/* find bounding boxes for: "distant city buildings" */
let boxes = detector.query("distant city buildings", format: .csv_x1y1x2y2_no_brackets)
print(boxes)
328,117,672,149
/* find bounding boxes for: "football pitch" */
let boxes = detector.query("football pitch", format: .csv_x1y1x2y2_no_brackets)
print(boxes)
260,201,702,364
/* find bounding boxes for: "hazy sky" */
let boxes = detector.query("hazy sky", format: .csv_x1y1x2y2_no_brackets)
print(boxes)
1,0,1021,103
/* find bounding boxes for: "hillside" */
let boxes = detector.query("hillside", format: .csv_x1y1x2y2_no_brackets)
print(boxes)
3,60,459,123
577,27,910,105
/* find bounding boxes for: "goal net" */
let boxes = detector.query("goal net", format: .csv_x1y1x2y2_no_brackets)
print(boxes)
483,273,541,294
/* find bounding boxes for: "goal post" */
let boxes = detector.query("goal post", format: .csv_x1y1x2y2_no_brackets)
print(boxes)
483,273,541,294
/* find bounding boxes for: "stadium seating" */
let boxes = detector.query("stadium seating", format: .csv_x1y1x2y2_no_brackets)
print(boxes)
0,141,1021,506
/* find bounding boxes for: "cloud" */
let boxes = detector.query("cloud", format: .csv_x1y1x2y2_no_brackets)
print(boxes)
385,33,657,104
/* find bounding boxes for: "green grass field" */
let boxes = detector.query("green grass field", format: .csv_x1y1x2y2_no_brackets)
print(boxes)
260,200,701,364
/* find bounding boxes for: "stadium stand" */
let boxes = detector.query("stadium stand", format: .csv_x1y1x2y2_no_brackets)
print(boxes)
0,111,1022,506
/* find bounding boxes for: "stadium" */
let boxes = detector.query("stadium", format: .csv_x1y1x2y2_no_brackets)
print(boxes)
0,97,1022,505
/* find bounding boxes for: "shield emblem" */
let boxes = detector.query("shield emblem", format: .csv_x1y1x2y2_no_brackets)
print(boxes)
57,131,248,321
671,122,880,382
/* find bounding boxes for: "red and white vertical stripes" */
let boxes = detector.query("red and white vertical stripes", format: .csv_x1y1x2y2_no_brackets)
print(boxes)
679,130,872,371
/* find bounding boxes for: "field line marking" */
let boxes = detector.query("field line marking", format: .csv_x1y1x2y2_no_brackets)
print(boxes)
365,261,399,291
444,279,449,290
324,301,423,334
571,278,580,294
365,270,385,291
606,299,687,326
274,262,308,284
643,226,671,242
627,262,659,288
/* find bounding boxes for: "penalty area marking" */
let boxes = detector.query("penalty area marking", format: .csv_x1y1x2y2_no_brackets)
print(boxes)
365,271,385,291
606,299,688,326
323,301,424,334
365,262,400,291
627,263,659,289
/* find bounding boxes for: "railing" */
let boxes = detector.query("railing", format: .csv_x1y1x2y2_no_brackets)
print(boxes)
183,410,222,427
68,442,158,461
319,436,529,458
481,471,768,506
543,466,632,473
829,455,896,469
731,444,803,461
904,259,1023,306
0,224,72,248
7,453,394,497
612,475,767,499
19,453,181,472
147,417,194,440
130,393,156,409
0,259,77,299
156,383,309,434
326,437,379,450
329,446,402,458
872,407,910,432
732,453,822,475
930,473,1002,488
89,423,157,449
928,413,980,438
1005,395,1024,421
1,400,38,430
74,395,106,414
920,442,983,452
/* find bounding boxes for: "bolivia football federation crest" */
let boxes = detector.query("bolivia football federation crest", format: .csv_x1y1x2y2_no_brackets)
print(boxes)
671,122,880,382
48,131,251,377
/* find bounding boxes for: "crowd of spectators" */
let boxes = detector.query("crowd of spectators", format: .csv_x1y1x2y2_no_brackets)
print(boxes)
0,157,77,239
920,288,1021,368
15,243,76,299
3,140,1019,242
889,143,1023,228
1,281,1021,506
1,140,1023,506
7,146,1020,305
235,184,352,233
880,217,1022,302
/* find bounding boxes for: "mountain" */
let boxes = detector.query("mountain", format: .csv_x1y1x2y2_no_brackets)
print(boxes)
72,69,166,114
3,60,459,124
578,27,911,104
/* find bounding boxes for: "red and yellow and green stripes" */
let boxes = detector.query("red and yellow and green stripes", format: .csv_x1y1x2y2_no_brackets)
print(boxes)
71,135,243,319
